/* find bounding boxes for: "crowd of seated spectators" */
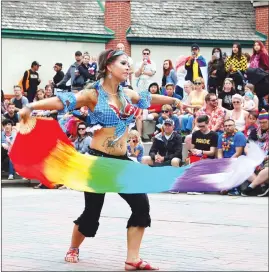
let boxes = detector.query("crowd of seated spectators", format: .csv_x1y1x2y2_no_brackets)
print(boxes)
2,41,268,196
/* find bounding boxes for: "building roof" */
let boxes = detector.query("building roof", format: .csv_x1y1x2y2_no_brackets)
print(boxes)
127,0,265,43
1,0,110,36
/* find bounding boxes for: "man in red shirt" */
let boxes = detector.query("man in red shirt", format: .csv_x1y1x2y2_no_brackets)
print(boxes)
195,93,225,134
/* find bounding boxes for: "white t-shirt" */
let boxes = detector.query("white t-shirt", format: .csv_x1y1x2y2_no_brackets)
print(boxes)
135,60,156,91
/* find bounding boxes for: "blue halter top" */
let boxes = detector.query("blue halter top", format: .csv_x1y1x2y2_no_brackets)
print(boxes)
57,80,151,141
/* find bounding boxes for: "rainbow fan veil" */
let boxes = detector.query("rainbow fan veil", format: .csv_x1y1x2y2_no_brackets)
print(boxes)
9,118,265,194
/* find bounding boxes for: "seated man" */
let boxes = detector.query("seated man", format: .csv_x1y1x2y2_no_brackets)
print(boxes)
217,118,247,196
142,119,182,167
195,93,225,134
189,115,218,160
241,109,269,197
10,85,29,112
1,119,16,180
3,103,19,125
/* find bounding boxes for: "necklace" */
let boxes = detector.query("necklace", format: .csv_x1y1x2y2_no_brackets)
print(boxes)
221,130,237,151
102,85,118,96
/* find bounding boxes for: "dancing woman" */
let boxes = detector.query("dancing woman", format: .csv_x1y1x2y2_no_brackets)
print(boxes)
19,49,181,270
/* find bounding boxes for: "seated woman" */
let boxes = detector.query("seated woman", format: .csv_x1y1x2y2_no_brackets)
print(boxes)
185,77,207,110
227,94,249,132
177,81,195,134
127,129,144,163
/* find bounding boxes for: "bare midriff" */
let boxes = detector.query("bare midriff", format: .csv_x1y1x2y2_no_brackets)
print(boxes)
90,127,128,156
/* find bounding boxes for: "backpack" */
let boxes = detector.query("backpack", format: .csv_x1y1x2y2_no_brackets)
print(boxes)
18,70,30,92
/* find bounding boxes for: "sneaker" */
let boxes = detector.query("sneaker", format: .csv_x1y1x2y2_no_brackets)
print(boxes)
8,174,14,180
169,190,179,194
65,247,79,263
257,186,269,197
241,186,258,197
228,188,240,196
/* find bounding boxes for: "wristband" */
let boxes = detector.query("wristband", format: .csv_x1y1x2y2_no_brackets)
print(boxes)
172,99,181,108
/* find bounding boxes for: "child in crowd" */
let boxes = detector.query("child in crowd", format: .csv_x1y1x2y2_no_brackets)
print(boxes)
142,82,162,121
32,89,51,117
244,111,259,139
243,83,259,111
127,130,144,163
243,91,255,111
163,83,182,101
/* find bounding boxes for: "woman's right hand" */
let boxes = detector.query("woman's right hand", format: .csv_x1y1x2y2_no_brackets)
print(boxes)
19,107,32,123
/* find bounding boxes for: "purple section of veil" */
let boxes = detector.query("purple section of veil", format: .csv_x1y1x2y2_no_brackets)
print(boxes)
171,158,234,192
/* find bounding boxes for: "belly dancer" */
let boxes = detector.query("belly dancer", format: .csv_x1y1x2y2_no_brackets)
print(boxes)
19,49,181,270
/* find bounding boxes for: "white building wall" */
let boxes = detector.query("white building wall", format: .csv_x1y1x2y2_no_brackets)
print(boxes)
2,38,105,94
131,44,252,90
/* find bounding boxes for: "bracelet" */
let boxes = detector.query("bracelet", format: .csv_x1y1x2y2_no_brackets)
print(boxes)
172,99,181,108
25,103,34,112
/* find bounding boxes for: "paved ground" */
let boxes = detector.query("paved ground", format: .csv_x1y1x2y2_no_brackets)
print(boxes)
2,187,268,271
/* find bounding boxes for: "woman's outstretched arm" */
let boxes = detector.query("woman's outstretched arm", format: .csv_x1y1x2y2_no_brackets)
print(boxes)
19,89,96,122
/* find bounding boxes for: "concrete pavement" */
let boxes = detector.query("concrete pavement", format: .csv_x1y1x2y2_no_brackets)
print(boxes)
2,187,268,271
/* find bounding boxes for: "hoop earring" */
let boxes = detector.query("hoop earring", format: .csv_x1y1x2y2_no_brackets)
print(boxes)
108,72,112,79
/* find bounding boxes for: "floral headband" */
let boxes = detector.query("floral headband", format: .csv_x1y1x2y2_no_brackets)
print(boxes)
107,50,126,60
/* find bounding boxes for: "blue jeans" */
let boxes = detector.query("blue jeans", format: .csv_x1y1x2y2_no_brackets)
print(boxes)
180,114,194,132
9,159,15,175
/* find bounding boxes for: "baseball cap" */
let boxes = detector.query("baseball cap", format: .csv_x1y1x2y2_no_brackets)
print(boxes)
54,63,62,68
31,61,41,66
164,119,174,126
191,43,200,50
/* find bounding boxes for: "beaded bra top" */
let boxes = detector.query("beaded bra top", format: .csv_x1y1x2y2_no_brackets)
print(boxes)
57,80,151,141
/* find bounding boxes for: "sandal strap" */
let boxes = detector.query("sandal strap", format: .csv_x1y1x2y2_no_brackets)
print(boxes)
125,259,155,270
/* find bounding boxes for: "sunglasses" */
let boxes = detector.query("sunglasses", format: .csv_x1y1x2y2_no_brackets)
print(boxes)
197,125,206,128
162,110,170,113
78,127,86,130
194,82,202,85
232,101,241,104
164,123,172,127
143,52,150,55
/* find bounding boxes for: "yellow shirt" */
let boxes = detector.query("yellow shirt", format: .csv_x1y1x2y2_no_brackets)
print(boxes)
193,58,199,81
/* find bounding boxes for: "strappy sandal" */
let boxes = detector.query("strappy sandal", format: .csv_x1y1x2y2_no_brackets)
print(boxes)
125,259,159,270
65,248,79,263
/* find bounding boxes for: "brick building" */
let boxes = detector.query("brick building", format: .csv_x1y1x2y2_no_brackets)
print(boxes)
1,0,268,93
